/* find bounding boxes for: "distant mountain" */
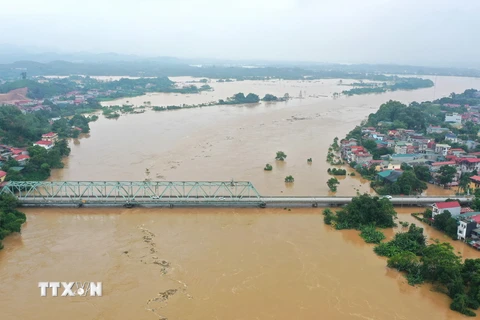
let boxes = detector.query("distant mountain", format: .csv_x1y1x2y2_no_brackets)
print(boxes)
0,45,185,64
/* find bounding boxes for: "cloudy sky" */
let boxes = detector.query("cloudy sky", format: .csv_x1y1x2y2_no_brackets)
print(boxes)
1,0,479,67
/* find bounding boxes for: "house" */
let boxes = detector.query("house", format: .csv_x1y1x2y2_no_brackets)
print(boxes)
459,158,480,173
449,148,466,156
469,175,480,189
394,142,407,154
377,170,403,183
458,217,479,241
13,154,30,165
42,132,58,142
427,125,449,134
390,153,424,164
445,132,458,143
10,148,27,156
435,144,451,156
0,170,6,182
465,140,478,150
432,201,461,218
33,140,54,150
388,130,400,137
445,113,462,124
430,161,457,174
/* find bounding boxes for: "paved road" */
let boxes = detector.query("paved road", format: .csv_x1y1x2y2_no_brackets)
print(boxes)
17,196,473,208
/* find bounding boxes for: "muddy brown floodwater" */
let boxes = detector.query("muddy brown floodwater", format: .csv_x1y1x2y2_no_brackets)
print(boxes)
1,76,480,320
1,207,479,320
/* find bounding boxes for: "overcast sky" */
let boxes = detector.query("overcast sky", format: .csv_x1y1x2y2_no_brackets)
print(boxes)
1,0,479,67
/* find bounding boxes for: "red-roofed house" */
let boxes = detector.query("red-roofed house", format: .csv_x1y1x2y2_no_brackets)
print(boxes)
461,207,474,214
432,201,461,218
33,140,54,150
430,161,456,172
13,154,30,165
459,158,480,173
10,148,27,156
42,132,58,142
449,148,467,156
0,170,6,182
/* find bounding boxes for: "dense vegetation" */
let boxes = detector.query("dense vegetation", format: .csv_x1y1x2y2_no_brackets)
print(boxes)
0,76,211,101
325,194,397,229
0,194,26,250
218,93,260,105
0,105,92,146
327,168,346,175
0,79,76,99
431,210,459,239
261,94,288,102
0,105,50,146
341,77,434,96
2,60,479,80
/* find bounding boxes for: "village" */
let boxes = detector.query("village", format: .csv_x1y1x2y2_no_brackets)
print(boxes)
337,95,480,250
341,109,480,189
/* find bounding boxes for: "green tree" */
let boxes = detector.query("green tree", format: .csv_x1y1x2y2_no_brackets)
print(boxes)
433,210,458,239
0,194,26,250
438,165,457,186
327,177,339,192
334,194,397,229
275,151,287,161
421,242,462,286
414,166,432,182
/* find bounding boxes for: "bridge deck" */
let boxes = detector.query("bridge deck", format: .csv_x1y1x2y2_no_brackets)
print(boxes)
0,181,472,208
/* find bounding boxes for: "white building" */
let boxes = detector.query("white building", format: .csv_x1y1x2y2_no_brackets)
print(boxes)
445,113,462,124
33,140,54,150
435,144,451,156
432,201,461,218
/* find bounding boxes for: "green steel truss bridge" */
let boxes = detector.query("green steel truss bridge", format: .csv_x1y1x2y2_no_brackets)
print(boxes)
0,181,263,207
0,180,473,208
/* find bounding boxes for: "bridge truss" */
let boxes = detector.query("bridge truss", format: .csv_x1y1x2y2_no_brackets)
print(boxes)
0,181,263,206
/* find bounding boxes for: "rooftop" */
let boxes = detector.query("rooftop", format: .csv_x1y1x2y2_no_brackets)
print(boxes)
34,140,53,146
434,201,460,209
42,132,57,137
431,161,456,166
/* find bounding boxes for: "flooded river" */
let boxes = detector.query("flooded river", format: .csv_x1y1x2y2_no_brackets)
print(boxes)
1,207,479,320
2,76,480,319
51,76,480,196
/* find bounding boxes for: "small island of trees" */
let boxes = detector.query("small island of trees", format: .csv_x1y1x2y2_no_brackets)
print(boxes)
275,151,287,161
264,164,273,171
285,175,294,183
218,93,260,105
327,168,346,175
327,177,339,192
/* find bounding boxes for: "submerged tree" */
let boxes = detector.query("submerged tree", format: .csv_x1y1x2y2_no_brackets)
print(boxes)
275,151,287,161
